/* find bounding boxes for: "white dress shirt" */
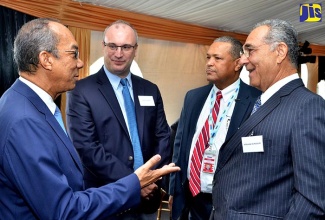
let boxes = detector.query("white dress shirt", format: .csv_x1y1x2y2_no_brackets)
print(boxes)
187,78,240,193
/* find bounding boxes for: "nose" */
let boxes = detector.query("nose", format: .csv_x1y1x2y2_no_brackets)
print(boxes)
239,54,249,66
206,57,213,66
77,58,84,69
114,47,123,57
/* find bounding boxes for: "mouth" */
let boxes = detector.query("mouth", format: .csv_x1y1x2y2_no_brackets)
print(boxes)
206,69,214,74
113,60,125,65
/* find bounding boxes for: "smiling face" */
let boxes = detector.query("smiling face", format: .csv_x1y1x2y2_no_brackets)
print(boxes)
240,25,280,92
102,23,137,78
206,41,241,89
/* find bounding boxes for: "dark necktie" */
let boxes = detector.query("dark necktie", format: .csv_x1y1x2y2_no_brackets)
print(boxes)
120,78,144,170
251,96,261,115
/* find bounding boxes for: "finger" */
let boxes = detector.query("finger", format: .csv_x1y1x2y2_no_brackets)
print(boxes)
142,154,161,170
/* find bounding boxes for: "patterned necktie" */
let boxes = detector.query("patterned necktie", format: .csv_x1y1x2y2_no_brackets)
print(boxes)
54,106,67,135
251,96,261,115
189,90,222,197
120,78,144,170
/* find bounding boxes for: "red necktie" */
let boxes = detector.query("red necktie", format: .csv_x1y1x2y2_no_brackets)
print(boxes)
189,90,222,196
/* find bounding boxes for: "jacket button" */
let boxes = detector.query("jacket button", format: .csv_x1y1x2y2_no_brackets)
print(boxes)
128,156,133,161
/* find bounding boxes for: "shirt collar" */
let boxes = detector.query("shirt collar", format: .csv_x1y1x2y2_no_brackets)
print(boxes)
103,65,133,90
213,78,240,103
261,73,299,104
19,77,56,114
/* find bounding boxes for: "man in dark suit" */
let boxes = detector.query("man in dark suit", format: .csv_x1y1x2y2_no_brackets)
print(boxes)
211,19,325,219
168,36,261,220
0,18,180,220
66,20,171,219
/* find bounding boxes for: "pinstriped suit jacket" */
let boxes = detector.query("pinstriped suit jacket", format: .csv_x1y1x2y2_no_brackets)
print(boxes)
169,80,261,220
211,78,325,219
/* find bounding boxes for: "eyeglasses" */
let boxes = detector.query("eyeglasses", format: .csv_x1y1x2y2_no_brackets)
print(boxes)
64,49,79,59
240,44,266,58
103,42,137,52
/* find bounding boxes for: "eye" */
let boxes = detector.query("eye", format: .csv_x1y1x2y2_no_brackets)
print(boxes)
247,48,256,56
73,50,79,59
122,45,132,50
108,44,118,50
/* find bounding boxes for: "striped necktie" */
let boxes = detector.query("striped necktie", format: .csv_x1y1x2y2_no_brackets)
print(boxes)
189,90,222,196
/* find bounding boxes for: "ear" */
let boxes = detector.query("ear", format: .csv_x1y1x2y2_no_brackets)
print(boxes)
276,42,288,64
134,45,138,58
39,51,53,71
234,58,242,72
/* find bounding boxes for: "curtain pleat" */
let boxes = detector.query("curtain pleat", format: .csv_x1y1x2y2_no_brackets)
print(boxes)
0,6,36,96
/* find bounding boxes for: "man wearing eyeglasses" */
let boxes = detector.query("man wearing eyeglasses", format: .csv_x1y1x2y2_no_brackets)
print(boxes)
66,20,171,220
0,18,180,219
211,19,325,219
168,36,261,220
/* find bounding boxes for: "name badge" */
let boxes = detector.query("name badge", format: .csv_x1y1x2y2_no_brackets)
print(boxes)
138,96,155,106
241,135,264,153
202,148,217,173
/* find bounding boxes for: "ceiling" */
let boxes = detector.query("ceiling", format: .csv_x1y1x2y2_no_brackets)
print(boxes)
75,0,324,47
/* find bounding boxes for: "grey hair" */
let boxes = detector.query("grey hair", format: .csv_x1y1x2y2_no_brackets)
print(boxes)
253,19,299,69
103,20,138,43
14,18,60,73
213,36,243,60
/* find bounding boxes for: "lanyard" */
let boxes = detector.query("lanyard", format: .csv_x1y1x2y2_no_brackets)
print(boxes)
208,86,239,148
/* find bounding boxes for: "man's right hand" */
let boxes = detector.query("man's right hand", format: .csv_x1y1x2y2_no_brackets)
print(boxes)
134,154,180,188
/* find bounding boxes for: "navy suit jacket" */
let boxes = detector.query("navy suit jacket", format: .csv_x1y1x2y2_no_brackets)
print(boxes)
211,79,325,219
169,80,261,219
0,79,140,219
66,67,170,211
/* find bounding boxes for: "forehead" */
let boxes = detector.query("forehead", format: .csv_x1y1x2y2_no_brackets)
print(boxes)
207,41,232,55
50,22,78,48
244,25,269,47
105,24,136,42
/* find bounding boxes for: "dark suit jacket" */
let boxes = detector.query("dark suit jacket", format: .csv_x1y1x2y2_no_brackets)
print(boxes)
66,67,170,212
211,79,325,219
169,80,261,220
0,79,141,219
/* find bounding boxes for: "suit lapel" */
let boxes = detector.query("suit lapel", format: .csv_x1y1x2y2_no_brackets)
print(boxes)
184,85,213,163
131,74,145,145
96,68,130,138
225,81,255,141
46,113,84,172
14,80,83,173
216,79,304,173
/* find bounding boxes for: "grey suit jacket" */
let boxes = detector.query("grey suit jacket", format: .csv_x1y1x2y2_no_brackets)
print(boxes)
211,78,325,219
169,80,261,219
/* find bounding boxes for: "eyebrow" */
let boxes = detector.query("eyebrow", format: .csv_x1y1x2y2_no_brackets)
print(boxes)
70,44,78,50
207,52,221,57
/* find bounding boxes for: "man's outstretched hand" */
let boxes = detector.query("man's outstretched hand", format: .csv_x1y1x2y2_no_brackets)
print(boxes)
134,154,180,188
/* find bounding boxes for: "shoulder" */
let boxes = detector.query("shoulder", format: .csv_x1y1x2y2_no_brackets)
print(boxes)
72,68,107,94
239,80,261,97
132,75,157,87
187,84,212,95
